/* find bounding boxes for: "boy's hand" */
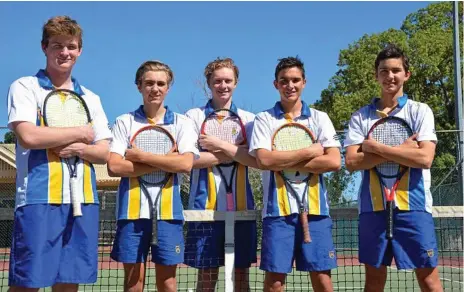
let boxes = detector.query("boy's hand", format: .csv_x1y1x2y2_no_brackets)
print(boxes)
398,133,419,149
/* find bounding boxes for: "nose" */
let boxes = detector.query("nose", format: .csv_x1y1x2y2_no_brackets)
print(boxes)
60,46,70,55
219,81,227,88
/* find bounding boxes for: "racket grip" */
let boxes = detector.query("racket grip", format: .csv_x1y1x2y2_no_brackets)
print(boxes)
300,211,311,243
151,209,158,246
386,201,394,239
70,178,82,217
226,192,234,212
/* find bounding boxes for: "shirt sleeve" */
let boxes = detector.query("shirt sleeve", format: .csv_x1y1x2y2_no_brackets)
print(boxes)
110,117,129,156
90,95,112,142
343,111,366,148
249,113,272,157
415,104,437,142
316,112,341,148
7,78,38,129
184,109,201,151
176,116,200,159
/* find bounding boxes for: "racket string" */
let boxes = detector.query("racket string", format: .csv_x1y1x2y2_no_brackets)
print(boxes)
133,128,174,184
372,119,413,185
44,94,89,127
204,117,245,145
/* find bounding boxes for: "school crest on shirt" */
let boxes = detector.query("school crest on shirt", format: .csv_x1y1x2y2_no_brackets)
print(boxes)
329,250,335,259
427,249,434,257
175,245,181,254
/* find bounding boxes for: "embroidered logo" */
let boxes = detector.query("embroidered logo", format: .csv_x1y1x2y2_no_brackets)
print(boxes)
175,245,181,254
329,251,335,259
427,249,434,257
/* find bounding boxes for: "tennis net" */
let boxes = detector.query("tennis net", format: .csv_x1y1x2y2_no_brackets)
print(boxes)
0,206,461,291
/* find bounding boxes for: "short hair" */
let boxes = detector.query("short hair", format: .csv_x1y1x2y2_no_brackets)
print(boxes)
41,16,83,49
375,44,410,73
134,60,174,87
274,56,305,81
204,58,239,84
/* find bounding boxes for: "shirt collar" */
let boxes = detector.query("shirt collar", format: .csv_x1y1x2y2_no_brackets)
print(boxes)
134,105,174,125
204,99,238,116
369,94,408,111
272,100,311,118
35,69,84,95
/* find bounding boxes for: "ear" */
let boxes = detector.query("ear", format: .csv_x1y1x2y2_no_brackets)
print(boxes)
273,80,278,90
41,43,47,54
404,70,411,81
77,47,83,57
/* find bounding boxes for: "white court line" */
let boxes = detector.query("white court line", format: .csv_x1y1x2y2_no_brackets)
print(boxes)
440,277,464,285
250,286,365,291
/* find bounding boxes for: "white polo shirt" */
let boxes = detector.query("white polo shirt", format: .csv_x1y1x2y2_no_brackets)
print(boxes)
249,101,341,218
110,105,199,220
344,95,437,214
185,100,256,212
7,69,112,208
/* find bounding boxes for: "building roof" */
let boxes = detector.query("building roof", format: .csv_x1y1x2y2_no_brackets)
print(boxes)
0,144,119,186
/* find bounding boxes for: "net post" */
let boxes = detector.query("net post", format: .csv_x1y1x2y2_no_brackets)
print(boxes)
224,211,235,292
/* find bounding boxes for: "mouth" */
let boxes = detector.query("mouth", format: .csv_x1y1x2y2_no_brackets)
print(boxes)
285,91,297,97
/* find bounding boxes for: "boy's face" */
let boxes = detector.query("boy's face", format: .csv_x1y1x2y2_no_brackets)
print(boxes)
42,35,82,73
274,67,306,103
138,70,170,107
208,67,237,103
376,58,411,95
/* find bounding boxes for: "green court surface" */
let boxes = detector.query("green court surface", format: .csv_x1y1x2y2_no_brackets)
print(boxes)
1,265,461,291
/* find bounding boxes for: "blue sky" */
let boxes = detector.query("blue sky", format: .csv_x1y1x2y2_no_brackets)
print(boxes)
0,1,431,127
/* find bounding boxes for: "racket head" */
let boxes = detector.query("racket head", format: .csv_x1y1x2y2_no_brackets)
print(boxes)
368,116,413,178
43,89,91,127
272,123,316,180
130,125,176,185
200,108,247,165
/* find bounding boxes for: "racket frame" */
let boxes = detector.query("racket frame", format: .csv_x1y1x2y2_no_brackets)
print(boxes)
200,108,248,211
42,89,92,217
130,125,177,245
271,122,317,243
368,116,413,240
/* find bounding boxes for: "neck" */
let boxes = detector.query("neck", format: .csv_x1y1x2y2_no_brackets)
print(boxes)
143,103,166,122
379,89,404,109
211,98,232,110
280,99,303,119
44,67,73,90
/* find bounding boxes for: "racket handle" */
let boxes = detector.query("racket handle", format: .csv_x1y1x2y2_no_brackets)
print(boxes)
226,192,234,212
386,201,394,239
300,211,311,243
151,209,158,246
70,177,82,217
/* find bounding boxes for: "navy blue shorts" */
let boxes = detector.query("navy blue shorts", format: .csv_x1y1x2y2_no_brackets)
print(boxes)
359,210,438,270
111,219,184,265
184,221,257,269
260,214,337,273
9,204,99,288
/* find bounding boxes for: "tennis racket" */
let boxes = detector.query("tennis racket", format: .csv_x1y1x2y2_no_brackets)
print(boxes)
272,123,316,243
130,125,176,245
200,109,247,211
368,116,413,239
43,89,92,217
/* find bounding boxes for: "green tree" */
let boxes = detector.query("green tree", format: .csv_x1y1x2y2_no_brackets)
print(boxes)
3,131,16,144
312,2,463,203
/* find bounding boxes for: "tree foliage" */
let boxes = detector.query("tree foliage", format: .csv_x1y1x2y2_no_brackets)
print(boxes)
3,131,16,144
312,2,463,202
